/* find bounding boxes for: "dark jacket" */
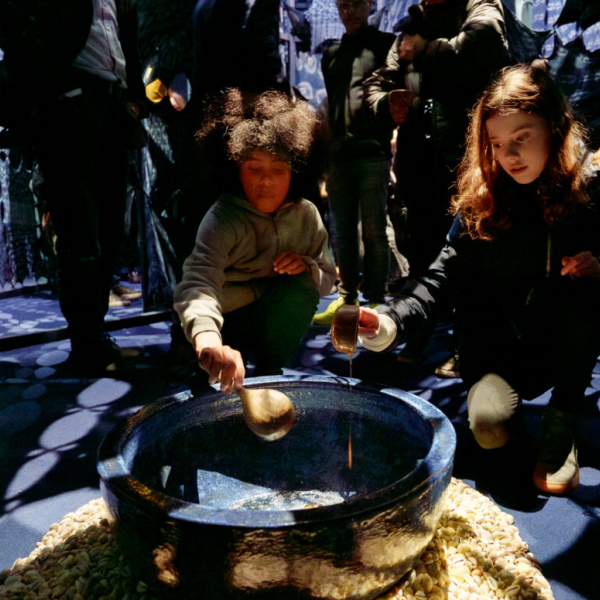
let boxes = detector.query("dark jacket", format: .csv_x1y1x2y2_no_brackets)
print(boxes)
364,0,510,166
321,25,396,160
379,167,600,350
0,0,145,135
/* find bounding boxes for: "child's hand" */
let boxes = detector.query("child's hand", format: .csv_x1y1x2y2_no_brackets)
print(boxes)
273,251,308,275
358,307,381,339
193,331,245,393
561,252,600,280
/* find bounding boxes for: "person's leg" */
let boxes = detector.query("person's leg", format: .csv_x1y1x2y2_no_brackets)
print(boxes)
223,274,319,376
357,156,390,304
527,281,600,493
544,283,600,414
35,93,132,371
326,160,360,303
35,95,110,348
312,160,360,326
252,273,320,376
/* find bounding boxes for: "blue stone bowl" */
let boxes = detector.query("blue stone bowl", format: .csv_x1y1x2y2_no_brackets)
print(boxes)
97,375,456,600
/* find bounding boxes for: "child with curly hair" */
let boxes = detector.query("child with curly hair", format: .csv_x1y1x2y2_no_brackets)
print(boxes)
174,89,336,394
357,65,600,495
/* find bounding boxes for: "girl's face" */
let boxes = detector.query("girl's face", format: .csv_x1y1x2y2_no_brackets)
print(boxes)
239,150,292,213
485,109,552,185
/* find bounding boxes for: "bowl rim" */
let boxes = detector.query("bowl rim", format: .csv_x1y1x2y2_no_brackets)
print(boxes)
97,375,456,528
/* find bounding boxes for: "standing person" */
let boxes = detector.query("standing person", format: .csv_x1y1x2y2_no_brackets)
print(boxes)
312,0,396,326
363,0,510,367
174,90,336,393
0,0,147,374
358,65,600,495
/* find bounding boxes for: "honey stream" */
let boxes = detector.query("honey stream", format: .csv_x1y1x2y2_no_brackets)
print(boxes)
347,352,352,470
330,313,357,471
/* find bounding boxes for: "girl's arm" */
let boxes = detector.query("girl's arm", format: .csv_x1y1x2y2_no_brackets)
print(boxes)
358,307,398,352
360,215,467,352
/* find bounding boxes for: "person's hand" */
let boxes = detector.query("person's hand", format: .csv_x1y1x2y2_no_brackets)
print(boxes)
561,251,600,280
273,251,308,275
358,306,380,339
193,331,245,393
168,88,187,111
398,33,426,62
389,89,414,125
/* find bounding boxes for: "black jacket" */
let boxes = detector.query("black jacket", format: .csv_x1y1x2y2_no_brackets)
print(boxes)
0,0,145,133
380,166,600,350
364,0,510,166
321,25,396,160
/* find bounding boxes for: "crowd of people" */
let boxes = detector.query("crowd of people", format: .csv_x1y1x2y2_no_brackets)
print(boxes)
1,0,599,497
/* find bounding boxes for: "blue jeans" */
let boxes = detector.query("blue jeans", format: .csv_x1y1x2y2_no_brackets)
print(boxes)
327,156,391,303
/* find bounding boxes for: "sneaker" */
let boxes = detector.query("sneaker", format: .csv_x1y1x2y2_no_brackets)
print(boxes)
312,297,358,326
435,352,461,378
69,334,140,376
109,290,131,307
112,284,142,300
533,406,579,495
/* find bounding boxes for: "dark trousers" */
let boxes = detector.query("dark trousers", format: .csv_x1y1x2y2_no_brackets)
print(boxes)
34,91,129,349
461,279,600,414
221,273,320,376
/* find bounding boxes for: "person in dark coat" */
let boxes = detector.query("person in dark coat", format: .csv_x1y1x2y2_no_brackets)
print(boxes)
0,0,147,374
358,65,600,496
363,0,511,369
312,0,397,326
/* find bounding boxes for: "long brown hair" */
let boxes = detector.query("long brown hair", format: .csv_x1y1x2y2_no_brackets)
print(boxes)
453,64,590,240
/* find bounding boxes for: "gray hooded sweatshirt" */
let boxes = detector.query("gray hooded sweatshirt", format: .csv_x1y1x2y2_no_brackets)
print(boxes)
174,193,336,343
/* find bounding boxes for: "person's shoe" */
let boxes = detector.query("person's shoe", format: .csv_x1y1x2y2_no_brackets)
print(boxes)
533,406,579,495
434,352,461,378
312,297,358,326
109,290,131,307
111,284,142,300
69,335,140,376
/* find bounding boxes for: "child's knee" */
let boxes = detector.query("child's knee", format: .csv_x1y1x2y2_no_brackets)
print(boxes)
271,273,319,307
467,373,520,449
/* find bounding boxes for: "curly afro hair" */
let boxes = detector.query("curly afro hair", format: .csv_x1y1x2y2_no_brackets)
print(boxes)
196,88,323,201
197,88,317,163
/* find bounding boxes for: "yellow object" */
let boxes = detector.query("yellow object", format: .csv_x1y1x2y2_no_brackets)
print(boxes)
145,79,167,103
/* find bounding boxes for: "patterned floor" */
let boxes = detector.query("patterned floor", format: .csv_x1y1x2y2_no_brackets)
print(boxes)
0,290,599,600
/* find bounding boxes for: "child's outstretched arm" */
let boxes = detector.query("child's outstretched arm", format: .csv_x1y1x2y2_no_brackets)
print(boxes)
194,331,245,394
561,251,600,280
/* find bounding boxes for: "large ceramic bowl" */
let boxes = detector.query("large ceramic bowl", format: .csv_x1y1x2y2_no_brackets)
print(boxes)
97,375,456,600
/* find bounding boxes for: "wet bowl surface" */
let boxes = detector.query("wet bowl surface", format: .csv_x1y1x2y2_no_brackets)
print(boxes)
97,375,456,600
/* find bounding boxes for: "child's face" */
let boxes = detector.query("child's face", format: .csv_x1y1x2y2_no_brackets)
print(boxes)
239,150,292,213
485,109,551,185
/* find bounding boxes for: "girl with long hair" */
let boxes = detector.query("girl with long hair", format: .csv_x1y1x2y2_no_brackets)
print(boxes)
358,65,600,495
